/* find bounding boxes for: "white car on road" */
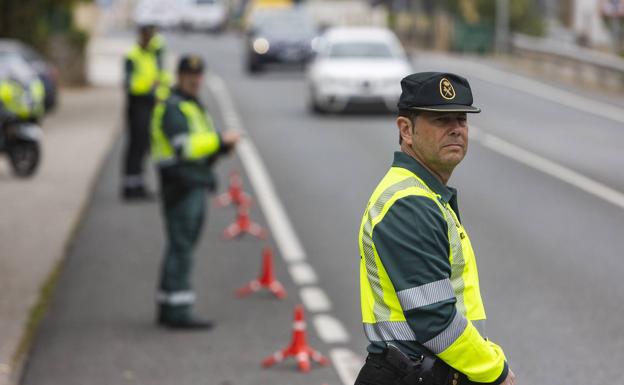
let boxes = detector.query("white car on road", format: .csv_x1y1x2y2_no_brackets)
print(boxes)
306,27,412,113
181,0,228,33
134,0,185,29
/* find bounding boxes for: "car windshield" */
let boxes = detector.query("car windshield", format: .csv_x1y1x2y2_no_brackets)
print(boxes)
328,41,395,59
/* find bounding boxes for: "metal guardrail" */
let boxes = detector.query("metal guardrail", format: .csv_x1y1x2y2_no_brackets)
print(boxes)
511,33,624,88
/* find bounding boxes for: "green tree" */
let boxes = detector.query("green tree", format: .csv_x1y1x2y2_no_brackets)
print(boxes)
444,0,544,36
0,0,89,51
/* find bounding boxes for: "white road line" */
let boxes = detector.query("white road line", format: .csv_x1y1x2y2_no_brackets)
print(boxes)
456,60,624,125
313,315,350,344
471,126,624,210
206,73,358,385
289,262,318,285
330,348,364,385
300,287,332,312
206,74,306,262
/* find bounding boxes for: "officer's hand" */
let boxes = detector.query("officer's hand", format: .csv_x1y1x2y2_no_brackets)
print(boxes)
500,369,516,385
221,131,242,152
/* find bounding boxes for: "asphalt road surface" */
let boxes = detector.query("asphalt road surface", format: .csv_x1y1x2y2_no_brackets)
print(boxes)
21,31,624,385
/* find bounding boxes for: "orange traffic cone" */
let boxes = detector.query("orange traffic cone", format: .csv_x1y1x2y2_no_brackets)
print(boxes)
261,305,330,373
236,246,286,299
222,205,268,240
214,171,252,208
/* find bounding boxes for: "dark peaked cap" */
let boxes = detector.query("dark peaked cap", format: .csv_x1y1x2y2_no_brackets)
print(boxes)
397,72,481,113
178,55,205,74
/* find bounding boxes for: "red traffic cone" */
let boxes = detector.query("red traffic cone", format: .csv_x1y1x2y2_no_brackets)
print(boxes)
214,171,252,208
236,246,286,299
222,205,268,240
261,305,330,373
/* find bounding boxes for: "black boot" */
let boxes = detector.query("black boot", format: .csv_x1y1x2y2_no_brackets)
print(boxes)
122,185,156,202
157,305,214,331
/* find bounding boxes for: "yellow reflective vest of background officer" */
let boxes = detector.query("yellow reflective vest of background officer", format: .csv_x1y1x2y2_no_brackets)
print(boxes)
151,86,229,324
359,152,508,384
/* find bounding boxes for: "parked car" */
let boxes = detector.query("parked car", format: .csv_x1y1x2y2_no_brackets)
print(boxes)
245,7,317,73
0,39,59,112
181,0,228,32
306,27,412,113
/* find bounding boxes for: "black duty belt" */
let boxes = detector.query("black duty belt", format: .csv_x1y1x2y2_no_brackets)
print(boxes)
367,344,476,385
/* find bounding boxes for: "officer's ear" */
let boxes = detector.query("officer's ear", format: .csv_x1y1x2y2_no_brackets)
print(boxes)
396,116,413,146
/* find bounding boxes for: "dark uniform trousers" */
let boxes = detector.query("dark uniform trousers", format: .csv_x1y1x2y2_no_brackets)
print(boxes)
158,169,207,320
123,94,154,185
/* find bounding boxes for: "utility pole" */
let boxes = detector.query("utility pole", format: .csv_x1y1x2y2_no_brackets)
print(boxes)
495,0,510,53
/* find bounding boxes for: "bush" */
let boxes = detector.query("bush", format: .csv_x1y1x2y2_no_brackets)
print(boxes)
0,0,91,50
443,0,545,37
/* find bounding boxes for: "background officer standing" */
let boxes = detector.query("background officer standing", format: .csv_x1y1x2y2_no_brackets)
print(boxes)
151,55,240,330
356,72,515,385
121,24,168,200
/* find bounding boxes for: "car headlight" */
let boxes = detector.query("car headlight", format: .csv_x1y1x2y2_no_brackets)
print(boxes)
253,38,270,55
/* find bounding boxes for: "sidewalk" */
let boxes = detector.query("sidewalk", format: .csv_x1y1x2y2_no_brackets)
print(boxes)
0,37,126,385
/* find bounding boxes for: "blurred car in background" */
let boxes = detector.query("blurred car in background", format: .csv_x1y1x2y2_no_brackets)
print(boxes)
0,39,59,113
245,7,317,73
134,0,185,29
241,0,293,31
306,27,412,114
181,0,228,33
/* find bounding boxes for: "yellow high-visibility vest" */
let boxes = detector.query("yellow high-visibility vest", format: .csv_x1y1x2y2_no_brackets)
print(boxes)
359,163,506,383
151,96,220,165
126,45,159,96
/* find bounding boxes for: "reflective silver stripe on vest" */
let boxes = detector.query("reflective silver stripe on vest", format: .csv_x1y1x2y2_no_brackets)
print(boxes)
362,177,429,321
156,291,196,305
171,133,188,149
472,319,486,337
443,208,467,316
423,311,467,354
364,321,417,342
397,278,455,311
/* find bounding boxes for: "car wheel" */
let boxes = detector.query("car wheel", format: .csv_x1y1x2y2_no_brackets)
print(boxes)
247,61,262,74
307,88,325,114
8,140,40,177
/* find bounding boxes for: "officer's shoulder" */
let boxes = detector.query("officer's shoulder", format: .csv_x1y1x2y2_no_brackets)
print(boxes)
163,93,185,108
387,194,446,221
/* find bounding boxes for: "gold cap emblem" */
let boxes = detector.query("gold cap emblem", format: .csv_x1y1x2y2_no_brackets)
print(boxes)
440,78,456,100
189,56,201,69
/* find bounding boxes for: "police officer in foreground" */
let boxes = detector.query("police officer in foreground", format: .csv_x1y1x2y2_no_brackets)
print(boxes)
151,55,240,329
122,24,169,200
355,73,516,385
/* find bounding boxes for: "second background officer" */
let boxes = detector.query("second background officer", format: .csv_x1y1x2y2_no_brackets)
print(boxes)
122,24,167,200
151,55,240,329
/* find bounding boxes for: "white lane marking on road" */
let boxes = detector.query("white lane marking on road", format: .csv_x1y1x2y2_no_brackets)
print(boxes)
459,60,624,125
471,126,624,210
206,74,306,262
330,348,364,385
289,262,318,285
313,315,350,344
300,287,332,312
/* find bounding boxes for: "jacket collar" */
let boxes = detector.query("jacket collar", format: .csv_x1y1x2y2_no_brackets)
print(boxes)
392,151,456,205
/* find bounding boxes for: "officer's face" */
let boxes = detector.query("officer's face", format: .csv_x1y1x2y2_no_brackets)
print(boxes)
139,28,155,47
400,111,468,177
178,72,203,97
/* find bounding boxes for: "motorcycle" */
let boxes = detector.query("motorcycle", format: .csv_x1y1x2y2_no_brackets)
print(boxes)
0,116,42,177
